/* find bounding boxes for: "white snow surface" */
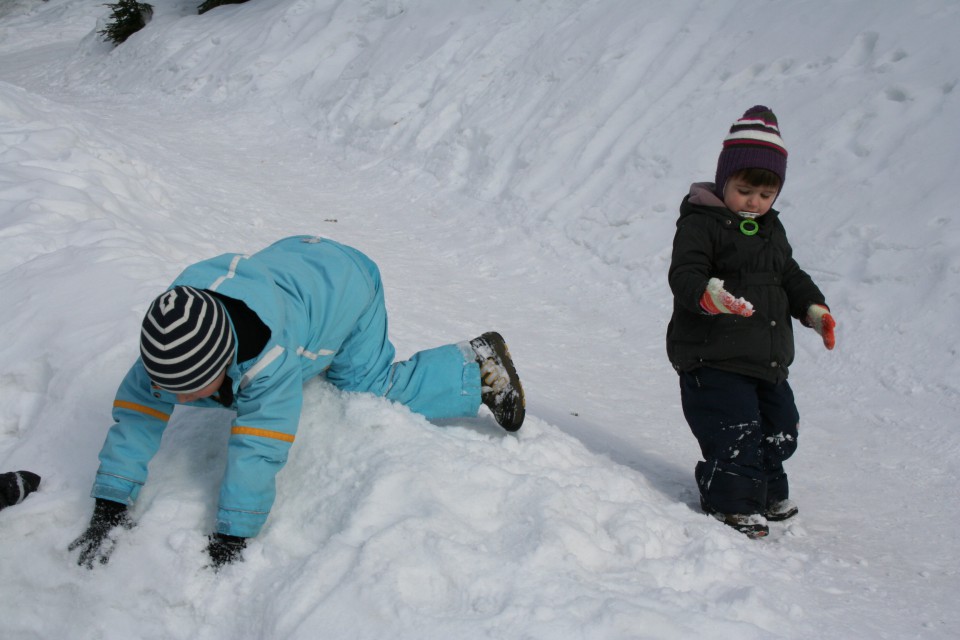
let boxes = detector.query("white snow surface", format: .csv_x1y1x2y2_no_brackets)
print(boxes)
1,1,958,638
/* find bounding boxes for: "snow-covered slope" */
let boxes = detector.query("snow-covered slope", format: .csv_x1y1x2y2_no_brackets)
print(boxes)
1,1,957,638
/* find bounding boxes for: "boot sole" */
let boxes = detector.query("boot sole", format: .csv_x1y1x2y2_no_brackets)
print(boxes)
482,332,525,431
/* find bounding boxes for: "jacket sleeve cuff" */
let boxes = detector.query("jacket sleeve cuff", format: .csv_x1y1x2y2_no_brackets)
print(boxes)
216,507,269,538
92,471,142,505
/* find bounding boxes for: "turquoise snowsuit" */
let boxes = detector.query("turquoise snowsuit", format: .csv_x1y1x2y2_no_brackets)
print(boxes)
92,236,483,537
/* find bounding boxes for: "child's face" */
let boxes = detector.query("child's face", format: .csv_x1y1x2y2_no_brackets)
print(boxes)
723,177,779,217
175,368,227,404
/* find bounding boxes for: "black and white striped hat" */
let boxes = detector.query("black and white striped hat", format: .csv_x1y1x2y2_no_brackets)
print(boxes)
140,286,234,393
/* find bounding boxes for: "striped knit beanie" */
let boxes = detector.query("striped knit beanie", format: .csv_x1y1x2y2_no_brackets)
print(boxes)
714,105,788,198
140,286,234,393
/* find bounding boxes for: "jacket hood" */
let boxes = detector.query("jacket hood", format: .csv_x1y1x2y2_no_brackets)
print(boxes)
679,181,780,226
687,182,726,207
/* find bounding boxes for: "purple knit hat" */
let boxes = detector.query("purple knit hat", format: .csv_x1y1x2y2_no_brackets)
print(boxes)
714,105,788,199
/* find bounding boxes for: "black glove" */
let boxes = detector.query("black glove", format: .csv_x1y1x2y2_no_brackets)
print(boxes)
68,498,133,568
0,470,41,511
206,533,247,569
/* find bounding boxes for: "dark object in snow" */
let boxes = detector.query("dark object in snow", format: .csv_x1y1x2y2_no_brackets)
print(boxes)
99,1,153,46
198,0,250,15
0,471,41,511
68,498,133,568
470,331,526,431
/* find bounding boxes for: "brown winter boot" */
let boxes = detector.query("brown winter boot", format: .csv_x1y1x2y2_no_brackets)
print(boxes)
469,332,525,432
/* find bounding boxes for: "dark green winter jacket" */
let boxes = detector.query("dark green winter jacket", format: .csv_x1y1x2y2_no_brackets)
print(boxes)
666,183,826,383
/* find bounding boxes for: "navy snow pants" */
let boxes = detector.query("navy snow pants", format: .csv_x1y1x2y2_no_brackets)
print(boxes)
678,367,799,515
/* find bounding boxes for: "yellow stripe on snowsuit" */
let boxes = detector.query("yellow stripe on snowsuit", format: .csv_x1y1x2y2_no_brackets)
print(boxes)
113,400,171,422
231,426,296,443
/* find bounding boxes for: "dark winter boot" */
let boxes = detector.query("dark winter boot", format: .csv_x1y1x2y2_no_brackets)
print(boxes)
700,496,769,539
716,513,770,538
764,470,797,521
469,332,525,431
765,499,799,522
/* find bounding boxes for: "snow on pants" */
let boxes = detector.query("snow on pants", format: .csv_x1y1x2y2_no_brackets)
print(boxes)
678,367,799,515
322,254,482,421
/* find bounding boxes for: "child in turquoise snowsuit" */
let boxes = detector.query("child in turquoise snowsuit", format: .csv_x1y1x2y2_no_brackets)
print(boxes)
70,235,524,568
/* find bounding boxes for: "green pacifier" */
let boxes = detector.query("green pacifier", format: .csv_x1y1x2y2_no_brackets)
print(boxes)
739,219,759,236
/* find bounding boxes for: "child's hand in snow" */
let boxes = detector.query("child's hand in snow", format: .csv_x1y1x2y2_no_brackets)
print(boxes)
68,498,134,569
206,533,247,570
805,304,836,350
700,278,754,317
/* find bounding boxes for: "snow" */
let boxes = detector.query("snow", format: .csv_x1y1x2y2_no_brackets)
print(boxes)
1,0,958,637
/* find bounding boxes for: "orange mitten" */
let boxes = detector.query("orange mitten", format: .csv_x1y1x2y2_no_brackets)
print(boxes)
700,278,754,317
806,304,836,350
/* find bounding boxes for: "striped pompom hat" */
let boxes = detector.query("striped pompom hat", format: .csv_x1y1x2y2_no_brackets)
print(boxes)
140,285,234,393
714,105,788,198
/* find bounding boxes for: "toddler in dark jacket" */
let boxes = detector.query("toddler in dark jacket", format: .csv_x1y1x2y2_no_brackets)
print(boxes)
666,105,836,538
